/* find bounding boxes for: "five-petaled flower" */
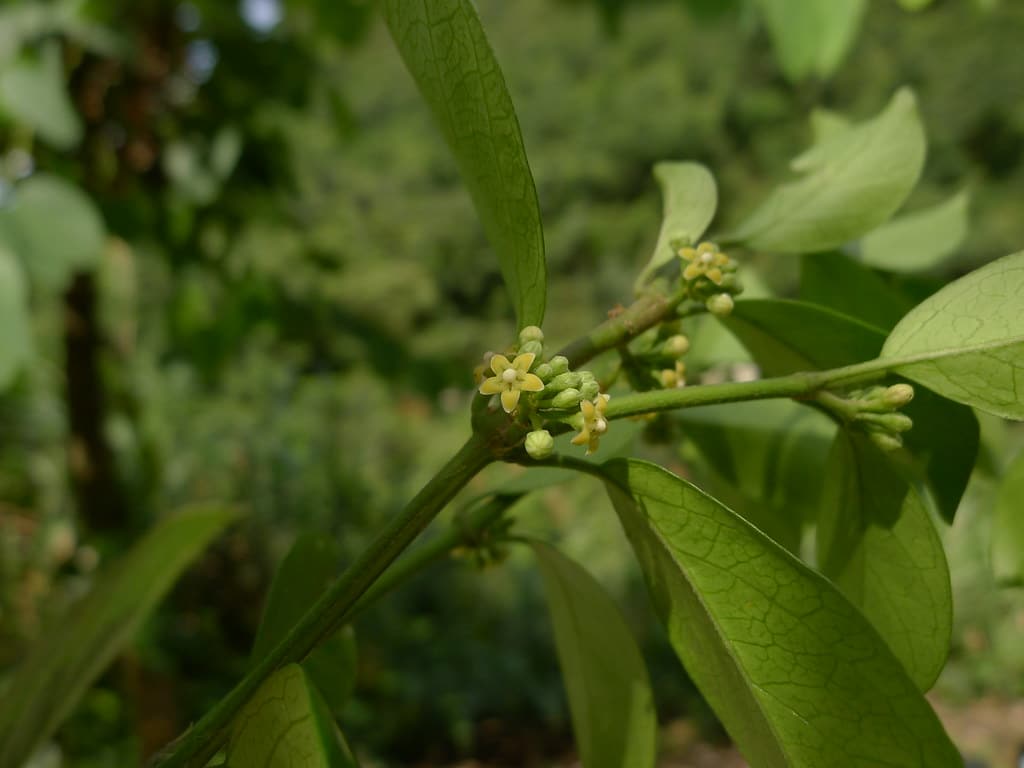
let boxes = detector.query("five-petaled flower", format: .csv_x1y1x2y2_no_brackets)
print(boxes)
678,242,730,285
479,353,545,413
571,393,611,455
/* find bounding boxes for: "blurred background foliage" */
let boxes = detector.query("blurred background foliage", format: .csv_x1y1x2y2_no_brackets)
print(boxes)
1,0,1024,765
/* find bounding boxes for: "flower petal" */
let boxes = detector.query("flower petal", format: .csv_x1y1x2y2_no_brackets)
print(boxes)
511,352,536,373
479,377,504,395
683,263,702,280
678,247,697,262
500,388,520,413
490,354,511,375
519,372,544,392
579,400,595,420
707,267,723,285
571,430,590,446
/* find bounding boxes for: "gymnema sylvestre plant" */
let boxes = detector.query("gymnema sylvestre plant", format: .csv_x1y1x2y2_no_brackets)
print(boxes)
2,1,1023,766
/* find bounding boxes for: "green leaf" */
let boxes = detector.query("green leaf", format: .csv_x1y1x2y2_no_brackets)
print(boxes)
728,89,925,254
0,173,106,290
382,0,546,329
880,249,1024,419
0,42,82,149
228,664,358,768
898,0,935,10
634,162,717,292
818,431,952,689
603,459,960,767
0,244,32,389
253,534,358,716
799,250,913,330
754,0,867,81
808,108,851,144
528,540,657,768
993,450,1024,584
724,298,978,522
0,506,238,767
860,191,970,272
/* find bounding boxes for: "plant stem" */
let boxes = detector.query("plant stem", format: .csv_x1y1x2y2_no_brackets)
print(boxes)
158,434,494,767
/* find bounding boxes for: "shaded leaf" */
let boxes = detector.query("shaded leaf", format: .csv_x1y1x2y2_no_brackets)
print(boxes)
382,0,546,329
0,42,82,149
0,506,238,767
818,431,952,689
799,250,912,330
227,664,358,768
0,173,106,290
728,89,925,253
754,0,867,81
635,162,717,292
529,540,656,768
860,191,969,272
0,244,32,389
603,458,960,767
253,534,358,716
880,249,1024,419
993,450,1024,584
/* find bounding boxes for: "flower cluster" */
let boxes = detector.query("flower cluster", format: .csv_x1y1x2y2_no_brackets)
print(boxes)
820,383,916,452
675,240,742,316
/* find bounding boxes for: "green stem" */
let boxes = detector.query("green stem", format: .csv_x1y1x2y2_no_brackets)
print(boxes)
158,434,494,767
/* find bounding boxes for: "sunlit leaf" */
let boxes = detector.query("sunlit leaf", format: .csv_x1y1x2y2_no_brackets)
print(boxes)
603,459,960,767
728,89,925,253
529,540,656,768
881,249,1024,419
860,191,969,272
0,506,239,768
252,534,358,715
754,0,867,81
227,664,358,768
634,162,717,292
382,0,546,329
818,431,952,689
0,244,31,389
993,450,1024,584
0,173,106,290
0,41,82,149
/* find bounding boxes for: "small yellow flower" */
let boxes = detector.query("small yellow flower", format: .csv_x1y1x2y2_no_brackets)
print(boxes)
478,353,545,413
678,241,730,285
571,393,611,455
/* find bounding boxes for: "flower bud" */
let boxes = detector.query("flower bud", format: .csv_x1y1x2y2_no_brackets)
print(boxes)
525,429,555,460
518,325,544,344
883,383,915,408
550,388,583,409
664,334,690,357
519,340,544,358
706,293,735,317
660,368,679,388
580,380,600,400
533,363,554,382
869,431,903,453
548,355,570,375
546,372,582,392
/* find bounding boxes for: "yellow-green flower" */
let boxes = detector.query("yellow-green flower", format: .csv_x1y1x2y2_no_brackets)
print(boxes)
678,242,730,285
479,353,545,413
571,393,611,454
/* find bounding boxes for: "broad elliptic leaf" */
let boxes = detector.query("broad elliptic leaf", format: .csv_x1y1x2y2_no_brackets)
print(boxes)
0,245,32,389
861,191,969,273
0,42,83,149
382,0,546,330
603,459,960,767
529,540,656,768
0,506,238,768
880,249,1024,419
634,162,717,292
0,173,106,290
728,89,925,254
818,431,952,689
799,250,912,330
808,108,850,144
227,664,358,768
253,533,358,716
993,450,1024,584
754,0,867,81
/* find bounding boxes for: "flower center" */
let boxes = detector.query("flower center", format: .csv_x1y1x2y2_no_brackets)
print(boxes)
501,368,518,384
700,251,715,264
594,418,607,434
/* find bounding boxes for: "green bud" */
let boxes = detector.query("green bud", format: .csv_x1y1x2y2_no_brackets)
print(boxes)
869,431,904,452
858,412,913,433
663,334,690,357
883,383,915,408
706,293,735,317
519,340,544,358
549,355,570,375
518,325,544,344
550,388,583,409
533,363,554,382
547,372,582,392
580,380,600,400
525,429,555,460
